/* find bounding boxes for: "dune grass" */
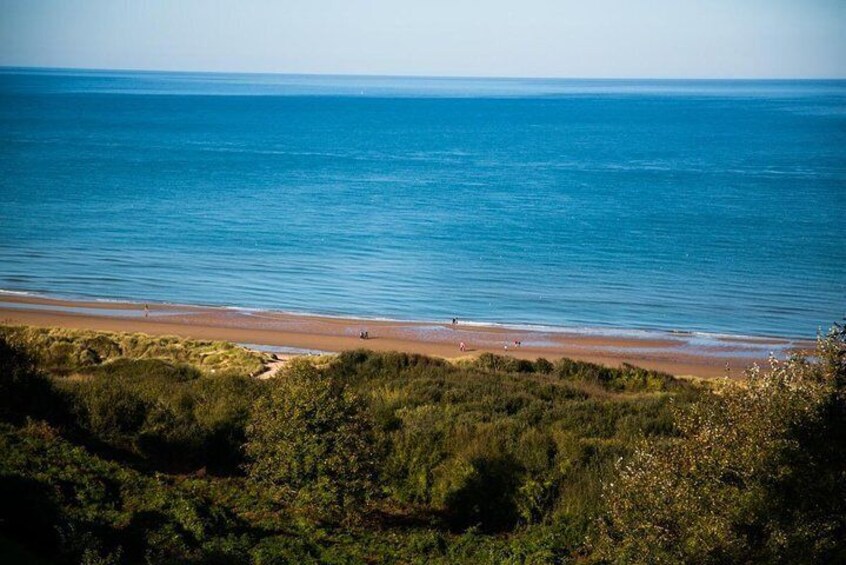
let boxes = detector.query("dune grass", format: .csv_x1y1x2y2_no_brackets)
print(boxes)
0,324,270,377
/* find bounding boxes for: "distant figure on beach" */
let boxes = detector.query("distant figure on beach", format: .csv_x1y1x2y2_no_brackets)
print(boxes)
359,330,369,340
452,317,457,327
504,344,508,352
459,341,466,352
144,304,149,318
514,340,522,347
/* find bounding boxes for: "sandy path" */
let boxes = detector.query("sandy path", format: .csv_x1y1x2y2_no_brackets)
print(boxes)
254,358,288,380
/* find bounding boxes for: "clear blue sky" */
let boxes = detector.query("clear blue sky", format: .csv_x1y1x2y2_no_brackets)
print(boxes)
1,0,844,78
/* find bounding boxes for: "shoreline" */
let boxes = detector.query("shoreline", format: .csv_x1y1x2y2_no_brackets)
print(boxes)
0,293,815,378
0,289,811,342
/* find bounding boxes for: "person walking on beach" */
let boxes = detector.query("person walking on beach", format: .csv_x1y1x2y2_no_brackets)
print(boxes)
459,341,466,352
144,304,149,318
452,317,457,327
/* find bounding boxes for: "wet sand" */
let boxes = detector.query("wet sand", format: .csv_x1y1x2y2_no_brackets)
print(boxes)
0,294,814,378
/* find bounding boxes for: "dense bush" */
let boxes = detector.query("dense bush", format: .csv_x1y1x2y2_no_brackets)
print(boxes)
0,420,254,564
0,327,265,475
245,359,380,522
326,349,688,539
594,326,846,564
440,452,523,532
59,358,260,473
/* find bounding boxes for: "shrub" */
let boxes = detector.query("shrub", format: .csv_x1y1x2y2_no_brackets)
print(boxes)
439,453,523,532
474,353,535,374
0,421,248,564
535,358,555,374
594,328,846,564
384,404,450,503
244,359,380,522
330,349,448,384
61,358,259,472
77,376,149,440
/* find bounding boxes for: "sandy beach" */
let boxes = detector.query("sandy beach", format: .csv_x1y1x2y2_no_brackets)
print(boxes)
0,293,814,378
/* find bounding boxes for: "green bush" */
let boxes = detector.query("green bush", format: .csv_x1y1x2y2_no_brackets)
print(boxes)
439,453,523,532
0,421,249,564
245,359,381,522
594,328,846,564
58,358,260,473
82,376,150,438
324,348,691,549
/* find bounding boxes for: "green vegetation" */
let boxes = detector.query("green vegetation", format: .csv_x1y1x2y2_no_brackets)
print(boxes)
594,324,846,564
0,323,843,564
0,325,269,377
245,358,380,522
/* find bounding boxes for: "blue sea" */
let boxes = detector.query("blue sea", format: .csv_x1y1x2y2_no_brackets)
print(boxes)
1,68,844,339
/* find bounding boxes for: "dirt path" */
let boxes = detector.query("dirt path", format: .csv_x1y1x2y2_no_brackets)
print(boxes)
254,358,288,380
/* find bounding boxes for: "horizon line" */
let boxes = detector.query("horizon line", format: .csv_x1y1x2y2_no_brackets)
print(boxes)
3,64,845,82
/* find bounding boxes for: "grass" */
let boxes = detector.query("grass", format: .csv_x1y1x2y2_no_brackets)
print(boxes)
0,324,270,377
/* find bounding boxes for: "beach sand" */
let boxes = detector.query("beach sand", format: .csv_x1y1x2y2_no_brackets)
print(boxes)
0,294,814,378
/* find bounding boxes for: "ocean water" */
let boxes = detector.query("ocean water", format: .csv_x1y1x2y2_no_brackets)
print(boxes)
1,68,844,339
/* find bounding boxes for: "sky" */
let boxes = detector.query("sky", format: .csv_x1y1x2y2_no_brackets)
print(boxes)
1,0,844,79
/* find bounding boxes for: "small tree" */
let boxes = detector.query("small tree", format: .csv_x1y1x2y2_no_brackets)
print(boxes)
244,359,379,522
594,327,846,564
